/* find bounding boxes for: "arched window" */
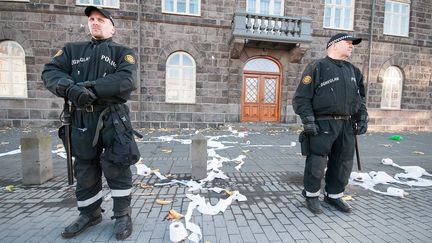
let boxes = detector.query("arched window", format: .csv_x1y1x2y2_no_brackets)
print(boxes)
381,66,403,109
165,51,196,103
0,41,27,98
244,58,280,73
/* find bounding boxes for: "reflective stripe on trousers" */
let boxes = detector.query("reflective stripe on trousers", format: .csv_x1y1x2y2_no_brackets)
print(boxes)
77,191,103,207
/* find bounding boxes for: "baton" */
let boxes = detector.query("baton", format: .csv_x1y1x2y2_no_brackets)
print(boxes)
354,135,361,171
63,98,74,185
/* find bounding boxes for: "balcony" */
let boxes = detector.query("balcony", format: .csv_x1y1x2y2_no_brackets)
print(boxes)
230,11,312,58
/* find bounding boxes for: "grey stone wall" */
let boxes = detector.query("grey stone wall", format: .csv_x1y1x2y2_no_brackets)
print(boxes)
0,0,431,131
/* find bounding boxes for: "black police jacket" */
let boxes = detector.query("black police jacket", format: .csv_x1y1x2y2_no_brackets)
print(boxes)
42,38,137,104
292,56,367,121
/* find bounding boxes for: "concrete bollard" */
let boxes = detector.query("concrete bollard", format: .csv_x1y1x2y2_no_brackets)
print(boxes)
190,133,207,180
20,131,54,185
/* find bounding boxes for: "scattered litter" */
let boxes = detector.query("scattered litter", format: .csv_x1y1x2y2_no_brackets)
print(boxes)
412,151,425,155
134,192,155,196
135,161,151,176
379,144,392,148
381,158,394,165
0,148,21,157
161,148,172,154
170,221,188,242
156,199,173,205
137,182,153,189
386,187,408,198
4,185,14,192
0,141,9,145
342,195,353,201
153,170,168,180
350,158,432,197
164,209,184,221
389,135,403,141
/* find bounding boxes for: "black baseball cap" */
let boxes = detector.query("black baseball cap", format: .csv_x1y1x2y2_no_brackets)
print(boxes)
326,33,362,49
84,6,115,26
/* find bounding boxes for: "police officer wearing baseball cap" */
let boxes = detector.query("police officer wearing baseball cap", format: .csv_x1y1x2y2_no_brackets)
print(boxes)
292,33,368,214
42,6,139,240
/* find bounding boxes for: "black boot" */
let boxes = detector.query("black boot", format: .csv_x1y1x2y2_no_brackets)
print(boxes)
61,211,102,238
113,214,133,240
302,190,322,214
324,196,352,213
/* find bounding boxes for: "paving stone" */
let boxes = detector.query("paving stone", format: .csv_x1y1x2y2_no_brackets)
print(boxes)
226,219,240,234
229,234,244,243
215,227,230,242
253,233,269,242
262,225,281,241
237,226,255,242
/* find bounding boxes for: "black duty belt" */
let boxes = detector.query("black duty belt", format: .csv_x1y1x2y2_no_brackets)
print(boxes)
316,115,351,120
72,105,108,113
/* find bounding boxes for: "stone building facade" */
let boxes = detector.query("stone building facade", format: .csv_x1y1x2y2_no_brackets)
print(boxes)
0,0,431,131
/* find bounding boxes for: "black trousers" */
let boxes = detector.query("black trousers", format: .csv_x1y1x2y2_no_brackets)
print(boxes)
70,107,132,217
303,119,355,197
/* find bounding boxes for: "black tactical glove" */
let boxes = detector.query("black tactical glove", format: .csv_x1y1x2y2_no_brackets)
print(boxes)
56,78,74,97
354,115,368,135
66,85,97,108
77,81,97,88
302,116,319,136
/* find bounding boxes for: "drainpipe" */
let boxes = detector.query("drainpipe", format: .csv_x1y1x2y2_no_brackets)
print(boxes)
366,0,376,105
137,0,142,127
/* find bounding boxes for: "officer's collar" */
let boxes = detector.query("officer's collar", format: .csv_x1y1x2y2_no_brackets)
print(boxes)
90,37,112,44
326,56,344,67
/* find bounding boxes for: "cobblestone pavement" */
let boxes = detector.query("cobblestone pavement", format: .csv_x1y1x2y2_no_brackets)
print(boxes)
0,125,431,242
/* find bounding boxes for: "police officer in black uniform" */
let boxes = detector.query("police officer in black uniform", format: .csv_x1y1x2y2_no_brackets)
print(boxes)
293,33,368,214
42,6,140,239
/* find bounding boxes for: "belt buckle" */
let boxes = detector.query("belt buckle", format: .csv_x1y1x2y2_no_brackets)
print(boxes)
85,105,94,112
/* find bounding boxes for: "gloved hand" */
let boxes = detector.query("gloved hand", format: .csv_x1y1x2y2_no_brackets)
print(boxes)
354,115,368,135
56,78,74,97
66,85,97,108
303,122,319,136
77,81,96,88
302,116,319,136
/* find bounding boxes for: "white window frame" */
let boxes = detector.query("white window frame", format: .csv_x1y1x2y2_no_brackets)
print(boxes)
0,41,28,99
76,0,120,9
381,66,403,110
0,0,30,2
323,0,355,30
384,0,410,37
246,0,284,16
165,52,196,104
162,0,201,16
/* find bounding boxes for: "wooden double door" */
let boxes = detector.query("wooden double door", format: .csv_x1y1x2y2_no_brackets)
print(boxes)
241,73,281,122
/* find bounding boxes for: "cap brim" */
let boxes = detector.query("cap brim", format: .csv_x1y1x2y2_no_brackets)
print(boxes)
347,37,362,45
